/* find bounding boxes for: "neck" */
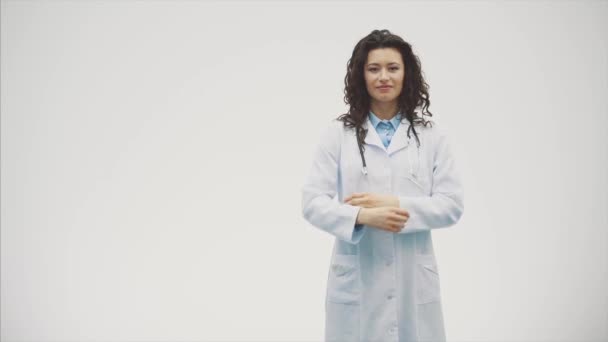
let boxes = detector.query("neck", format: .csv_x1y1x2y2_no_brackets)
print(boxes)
370,101,399,120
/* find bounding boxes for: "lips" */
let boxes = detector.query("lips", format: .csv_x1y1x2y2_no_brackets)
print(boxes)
377,86,392,89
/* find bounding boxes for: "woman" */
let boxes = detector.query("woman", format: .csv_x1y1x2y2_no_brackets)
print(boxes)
301,29,464,342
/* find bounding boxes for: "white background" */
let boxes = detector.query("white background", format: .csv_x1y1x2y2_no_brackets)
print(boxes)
2,1,607,341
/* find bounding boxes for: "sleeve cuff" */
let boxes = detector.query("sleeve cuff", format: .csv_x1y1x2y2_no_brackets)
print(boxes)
349,207,366,244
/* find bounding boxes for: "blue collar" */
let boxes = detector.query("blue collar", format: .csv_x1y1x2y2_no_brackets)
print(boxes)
369,110,402,129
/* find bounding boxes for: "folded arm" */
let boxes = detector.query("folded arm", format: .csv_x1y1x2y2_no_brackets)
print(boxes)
301,121,366,244
398,127,464,234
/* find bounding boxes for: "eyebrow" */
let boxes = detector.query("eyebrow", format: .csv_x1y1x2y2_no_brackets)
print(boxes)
366,62,401,67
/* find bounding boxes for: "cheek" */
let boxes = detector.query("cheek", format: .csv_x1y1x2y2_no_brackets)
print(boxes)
396,72,405,85
364,73,374,87
395,76,405,92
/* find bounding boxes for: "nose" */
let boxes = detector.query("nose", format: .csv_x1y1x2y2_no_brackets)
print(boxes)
379,68,389,81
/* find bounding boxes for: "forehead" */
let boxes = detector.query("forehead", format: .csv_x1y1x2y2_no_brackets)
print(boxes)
366,47,403,65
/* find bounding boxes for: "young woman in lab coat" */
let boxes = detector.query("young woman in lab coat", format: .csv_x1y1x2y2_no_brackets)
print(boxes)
301,29,464,342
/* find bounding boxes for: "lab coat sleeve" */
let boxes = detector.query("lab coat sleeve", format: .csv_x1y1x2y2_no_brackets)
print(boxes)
301,120,366,244
398,126,464,233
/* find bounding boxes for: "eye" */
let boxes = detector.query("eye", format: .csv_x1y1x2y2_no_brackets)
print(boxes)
390,67,399,71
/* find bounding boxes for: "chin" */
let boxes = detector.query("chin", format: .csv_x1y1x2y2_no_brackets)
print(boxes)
374,95,397,102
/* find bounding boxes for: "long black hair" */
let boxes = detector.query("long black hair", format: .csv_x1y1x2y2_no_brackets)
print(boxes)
337,29,433,152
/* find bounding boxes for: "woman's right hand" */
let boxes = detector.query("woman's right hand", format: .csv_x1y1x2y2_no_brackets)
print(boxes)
356,207,409,233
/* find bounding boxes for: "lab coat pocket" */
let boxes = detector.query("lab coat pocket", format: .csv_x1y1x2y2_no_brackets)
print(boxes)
416,254,441,304
325,300,360,342
327,254,360,305
325,254,360,342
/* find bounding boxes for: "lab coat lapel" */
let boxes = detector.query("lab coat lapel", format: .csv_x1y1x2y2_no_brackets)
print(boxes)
363,117,385,151
386,119,411,156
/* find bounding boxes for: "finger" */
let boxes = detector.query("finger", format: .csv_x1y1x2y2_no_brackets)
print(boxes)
394,208,409,217
357,201,373,208
385,216,403,225
391,222,405,231
349,199,369,208
392,208,410,218
379,224,395,233
389,212,409,223
390,223,402,232
388,214,407,223
388,218,407,228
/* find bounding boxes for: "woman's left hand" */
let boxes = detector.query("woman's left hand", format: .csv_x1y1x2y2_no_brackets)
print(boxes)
344,192,399,208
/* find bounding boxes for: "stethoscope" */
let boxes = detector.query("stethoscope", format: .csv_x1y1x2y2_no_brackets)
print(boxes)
356,129,423,189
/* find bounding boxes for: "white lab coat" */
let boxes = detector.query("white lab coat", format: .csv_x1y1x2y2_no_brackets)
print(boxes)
301,116,464,342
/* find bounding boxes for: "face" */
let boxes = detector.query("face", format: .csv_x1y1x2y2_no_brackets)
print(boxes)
364,47,405,105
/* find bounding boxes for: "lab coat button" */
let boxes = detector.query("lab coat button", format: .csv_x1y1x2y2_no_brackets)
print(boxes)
385,259,392,266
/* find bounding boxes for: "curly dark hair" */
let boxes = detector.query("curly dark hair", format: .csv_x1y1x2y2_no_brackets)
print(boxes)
337,29,433,151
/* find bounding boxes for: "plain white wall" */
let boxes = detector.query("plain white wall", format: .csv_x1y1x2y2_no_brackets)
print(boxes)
2,1,607,341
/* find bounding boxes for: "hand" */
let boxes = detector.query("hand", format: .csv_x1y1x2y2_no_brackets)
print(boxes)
356,207,409,233
344,192,399,208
